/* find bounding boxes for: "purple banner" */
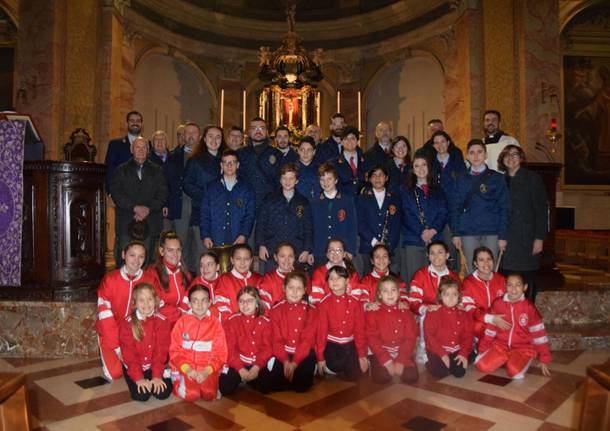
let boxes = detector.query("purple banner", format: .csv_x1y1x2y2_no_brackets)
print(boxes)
0,120,25,286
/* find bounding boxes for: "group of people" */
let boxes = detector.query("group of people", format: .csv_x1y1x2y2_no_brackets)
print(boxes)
96,233,552,403
98,108,552,401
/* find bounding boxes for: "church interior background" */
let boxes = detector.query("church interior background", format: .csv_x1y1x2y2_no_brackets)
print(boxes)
1,0,610,429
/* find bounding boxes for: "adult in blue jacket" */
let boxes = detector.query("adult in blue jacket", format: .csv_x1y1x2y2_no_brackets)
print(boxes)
450,139,510,274
316,113,345,163
236,117,282,214
310,162,357,265
386,136,412,194
105,110,143,193
200,150,255,249
399,154,448,282
256,163,313,272
356,165,401,275
275,126,299,166
331,126,367,197
427,130,467,272
293,136,321,202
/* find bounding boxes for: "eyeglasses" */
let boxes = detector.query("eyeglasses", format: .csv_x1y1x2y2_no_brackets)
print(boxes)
328,248,344,254
506,153,521,159
252,126,266,132
238,298,257,305
222,160,238,165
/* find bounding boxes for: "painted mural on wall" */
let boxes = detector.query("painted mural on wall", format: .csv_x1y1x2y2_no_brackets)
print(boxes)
563,55,610,188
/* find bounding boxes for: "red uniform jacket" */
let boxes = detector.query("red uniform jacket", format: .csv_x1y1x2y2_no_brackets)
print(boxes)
96,267,152,349
257,269,287,309
145,265,190,324
310,262,361,304
365,303,417,366
270,300,318,366
424,305,474,358
223,313,272,370
359,270,407,304
187,274,220,305
316,293,366,361
214,269,262,319
478,294,552,364
119,311,170,381
461,271,506,325
408,265,459,316
169,309,228,375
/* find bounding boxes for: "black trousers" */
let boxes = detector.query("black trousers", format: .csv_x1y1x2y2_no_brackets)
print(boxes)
425,352,466,378
122,367,173,402
269,351,316,392
219,364,272,396
369,355,419,384
324,341,362,382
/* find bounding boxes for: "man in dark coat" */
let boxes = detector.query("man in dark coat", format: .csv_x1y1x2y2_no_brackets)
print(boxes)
104,111,143,193
110,136,169,266
363,121,393,173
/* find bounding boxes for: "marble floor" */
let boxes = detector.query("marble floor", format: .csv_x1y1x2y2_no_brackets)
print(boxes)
1,349,608,431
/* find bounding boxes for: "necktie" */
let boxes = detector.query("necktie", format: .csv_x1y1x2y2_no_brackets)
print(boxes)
137,164,143,180
472,171,481,176
421,184,429,197
399,163,404,172
441,161,446,169
349,156,357,177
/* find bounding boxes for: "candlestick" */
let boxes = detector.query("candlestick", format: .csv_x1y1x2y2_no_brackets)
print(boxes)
242,90,246,131
337,91,341,113
357,91,362,131
220,89,225,128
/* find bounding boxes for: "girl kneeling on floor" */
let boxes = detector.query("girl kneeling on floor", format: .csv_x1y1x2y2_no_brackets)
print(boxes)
220,286,273,395
269,270,318,392
169,284,228,401
423,277,474,378
366,276,419,384
119,282,173,401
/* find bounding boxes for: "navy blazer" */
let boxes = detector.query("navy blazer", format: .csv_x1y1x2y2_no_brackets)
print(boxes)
183,152,221,226
164,146,187,220
294,160,322,203
386,159,411,194
399,185,448,247
310,192,358,258
430,153,467,207
316,137,342,163
237,140,283,213
104,136,132,192
355,188,401,253
200,178,255,245
363,143,392,174
255,191,313,256
332,149,367,197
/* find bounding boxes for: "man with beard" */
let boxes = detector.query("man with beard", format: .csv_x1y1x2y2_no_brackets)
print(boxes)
237,117,283,214
317,113,346,163
226,125,244,151
482,110,520,171
363,121,393,173
105,111,144,192
275,125,298,165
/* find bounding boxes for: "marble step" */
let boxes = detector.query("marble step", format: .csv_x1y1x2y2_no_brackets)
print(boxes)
548,322,610,351
537,287,610,326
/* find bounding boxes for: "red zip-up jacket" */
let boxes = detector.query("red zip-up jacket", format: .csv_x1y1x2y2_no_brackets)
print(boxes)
309,262,361,304
366,303,417,366
423,305,474,358
461,271,506,324
257,269,287,309
145,265,191,324
96,267,152,349
408,265,459,316
214,269,262,319
478,294,552,364
316,293,366,361
270,300,318,365
119,311,170,381
223,313,272,370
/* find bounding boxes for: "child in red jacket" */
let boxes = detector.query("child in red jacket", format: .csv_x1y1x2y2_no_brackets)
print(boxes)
310,238,361,304
461,246,507,340
187,251,221,303
269,271,318,392
475,273,552,379
214,244,262,319
258,242,297,309
169,284,228,401
424,277,474,378
97,241,153,381
145,231,191,326
316,265,368,381
359,244,407,307
366,276,418,384
119,283,173,401
220,286,273,395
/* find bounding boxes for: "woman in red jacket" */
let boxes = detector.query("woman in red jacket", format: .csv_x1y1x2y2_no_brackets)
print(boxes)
146,231,191,326
220,286,273,395
310,238,361,304
169,284,228,401
269,271,317,392
187,251,221,303
366,276,418,384
119,283,172,401
424,277,474,378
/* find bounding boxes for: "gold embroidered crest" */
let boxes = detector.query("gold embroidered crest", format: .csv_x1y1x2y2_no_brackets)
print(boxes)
388,204,397,215
236,199,243,208
479,183,488,194
296,205,304,218
269,154,277,164
337,209,346,222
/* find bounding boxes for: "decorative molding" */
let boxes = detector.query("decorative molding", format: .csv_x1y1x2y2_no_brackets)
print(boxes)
217,60,244,81
101,0,131,16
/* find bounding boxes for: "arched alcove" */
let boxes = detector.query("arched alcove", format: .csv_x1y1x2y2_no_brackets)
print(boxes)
134,52,213,148
365,56,444,149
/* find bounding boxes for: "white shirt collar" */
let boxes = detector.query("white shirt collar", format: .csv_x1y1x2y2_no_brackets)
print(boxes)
428,264,449,278
323,190,338,199
120,266,143,281
325,260,346,270
231,268,252,280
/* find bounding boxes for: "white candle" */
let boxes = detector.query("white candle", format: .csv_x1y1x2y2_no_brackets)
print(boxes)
242,90,246,131
220,89,225,128
357,91,362,131
316,92,320,125
337,91,341,113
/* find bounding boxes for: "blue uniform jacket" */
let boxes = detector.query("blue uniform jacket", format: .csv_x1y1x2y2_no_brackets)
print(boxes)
316,137,342,163
255,191,313,256
449,168,510,239
399,185,448,247
184,152,221,226
237,140,282,213
355,188,402,253
311,192,358,258
332,149,367,197
200,178,255,245
386,159,411,194
294,160,322,203
104,136,132,192
279,148,299,167
430,153,467,201
363,143,392,174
